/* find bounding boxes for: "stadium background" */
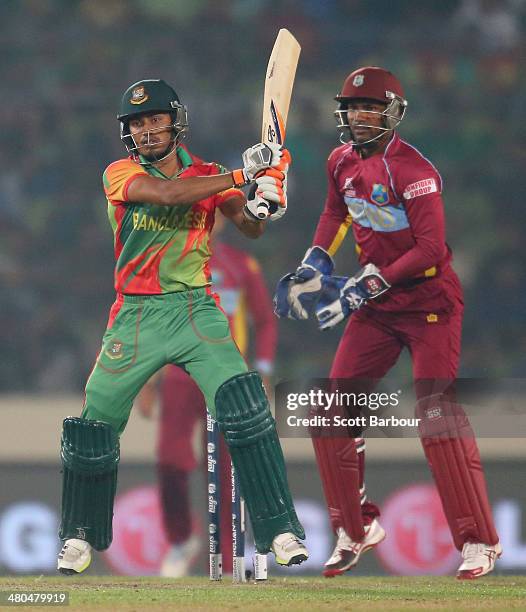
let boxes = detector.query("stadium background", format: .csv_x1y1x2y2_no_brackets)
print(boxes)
1,0,525,577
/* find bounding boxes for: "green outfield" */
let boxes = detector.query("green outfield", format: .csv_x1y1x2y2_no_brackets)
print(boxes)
0,576,525,611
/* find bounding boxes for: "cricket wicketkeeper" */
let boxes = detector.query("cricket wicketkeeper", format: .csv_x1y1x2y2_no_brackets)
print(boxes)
57,79,308,573
275,66,500,579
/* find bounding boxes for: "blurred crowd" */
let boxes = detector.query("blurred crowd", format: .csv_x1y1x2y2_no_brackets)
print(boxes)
1,0,525,391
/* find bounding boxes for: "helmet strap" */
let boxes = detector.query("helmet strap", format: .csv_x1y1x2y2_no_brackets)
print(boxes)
334,95,406,148
121,120,187,165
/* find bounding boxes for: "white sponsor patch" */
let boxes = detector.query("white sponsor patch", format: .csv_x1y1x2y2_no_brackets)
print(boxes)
403,178,437,200
343,176,356,197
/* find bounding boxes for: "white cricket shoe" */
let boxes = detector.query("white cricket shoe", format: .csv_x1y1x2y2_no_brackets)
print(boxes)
57,539,92,575
456,541,502,580
323,518,386,577
271,532,309,566
160,535,200,578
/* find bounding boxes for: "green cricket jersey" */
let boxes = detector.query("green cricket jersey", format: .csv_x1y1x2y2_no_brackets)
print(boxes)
102,145,243,294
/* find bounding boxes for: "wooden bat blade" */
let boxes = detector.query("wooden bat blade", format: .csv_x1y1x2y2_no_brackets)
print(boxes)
261,28,301,145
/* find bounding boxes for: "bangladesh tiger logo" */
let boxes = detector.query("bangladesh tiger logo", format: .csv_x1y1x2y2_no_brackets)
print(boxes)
130,85,149,105
105,340,124,360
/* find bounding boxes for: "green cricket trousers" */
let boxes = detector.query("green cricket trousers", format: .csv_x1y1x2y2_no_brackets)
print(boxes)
62,287,305,554
82,288,247,434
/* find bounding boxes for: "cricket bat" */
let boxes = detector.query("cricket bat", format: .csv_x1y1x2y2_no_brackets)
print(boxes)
256,28,301,219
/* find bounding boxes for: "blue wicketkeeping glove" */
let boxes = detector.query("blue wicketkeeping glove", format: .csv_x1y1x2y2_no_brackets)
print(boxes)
274,246,334,319
316,264,390,330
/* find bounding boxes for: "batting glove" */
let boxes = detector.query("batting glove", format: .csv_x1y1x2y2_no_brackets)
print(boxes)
268,150,291,220
232,142,285,187
244,168,287,221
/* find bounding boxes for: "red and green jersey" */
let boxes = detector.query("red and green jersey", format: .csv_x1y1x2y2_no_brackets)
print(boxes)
102,145,243,294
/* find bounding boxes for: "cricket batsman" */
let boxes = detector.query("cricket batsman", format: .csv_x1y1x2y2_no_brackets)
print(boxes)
275,66,500,579
57,79,308,573
137,214,277,577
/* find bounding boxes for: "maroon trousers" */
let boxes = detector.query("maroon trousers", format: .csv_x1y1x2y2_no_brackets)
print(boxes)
313,301,498,549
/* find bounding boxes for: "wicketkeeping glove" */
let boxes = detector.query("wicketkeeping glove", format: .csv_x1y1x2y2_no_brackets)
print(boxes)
315,264,390,330
274,246,334,319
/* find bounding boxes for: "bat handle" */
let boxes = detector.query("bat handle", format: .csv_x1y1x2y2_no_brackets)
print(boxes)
255,195,271,220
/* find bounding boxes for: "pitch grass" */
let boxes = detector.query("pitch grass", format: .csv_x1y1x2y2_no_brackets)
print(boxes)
0,576,525,611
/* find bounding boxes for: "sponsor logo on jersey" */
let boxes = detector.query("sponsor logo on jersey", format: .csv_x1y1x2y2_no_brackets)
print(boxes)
403,178,437,200
344,196,410,232
130,85,149,105
353,74,364,87
343,176,356,198
371,183,389,205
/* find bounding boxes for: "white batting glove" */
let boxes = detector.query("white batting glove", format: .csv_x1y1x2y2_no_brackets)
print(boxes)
244,168,288,221
247,149,291,220
240,142,283,183
268,149,290,220
258,169,287,221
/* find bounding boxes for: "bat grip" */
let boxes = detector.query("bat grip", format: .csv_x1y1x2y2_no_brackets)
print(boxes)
255,195,270,219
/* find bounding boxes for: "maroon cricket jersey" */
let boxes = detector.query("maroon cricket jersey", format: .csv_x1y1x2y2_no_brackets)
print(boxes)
210,242,276,372
313,133,462,314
